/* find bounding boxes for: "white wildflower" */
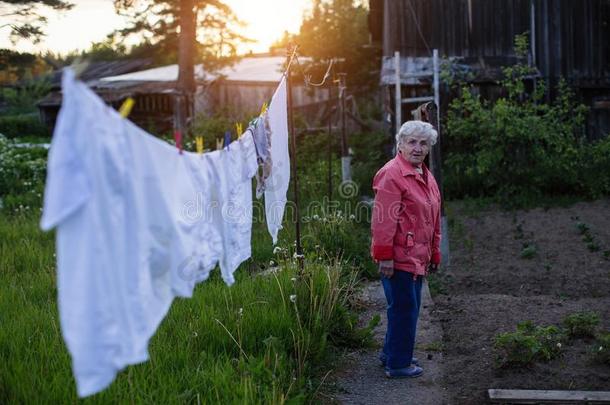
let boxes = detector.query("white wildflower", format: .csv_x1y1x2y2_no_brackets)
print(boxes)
269,260,276,266
238,307,243,317
599,346,604,352
273,246,282,254
290,277,297,282
556,342,562,348
349,214,356,220
313,214,320,220
289,294,297,303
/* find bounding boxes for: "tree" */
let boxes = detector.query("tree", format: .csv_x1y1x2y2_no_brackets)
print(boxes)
0,0,74,43
287,0,378,87
112,0,248,69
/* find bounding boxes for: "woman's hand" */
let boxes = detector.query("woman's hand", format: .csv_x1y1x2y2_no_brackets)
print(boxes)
428,263,439,274
379,260,394,278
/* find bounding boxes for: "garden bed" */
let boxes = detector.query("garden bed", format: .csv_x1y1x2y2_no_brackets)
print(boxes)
434,199,610,404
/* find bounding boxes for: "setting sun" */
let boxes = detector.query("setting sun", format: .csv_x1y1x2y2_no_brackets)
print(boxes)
0,0,311,55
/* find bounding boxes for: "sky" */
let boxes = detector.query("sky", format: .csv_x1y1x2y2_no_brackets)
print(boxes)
0,0,311,55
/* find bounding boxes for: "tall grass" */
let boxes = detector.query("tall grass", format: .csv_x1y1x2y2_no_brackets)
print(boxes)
0,214,369,403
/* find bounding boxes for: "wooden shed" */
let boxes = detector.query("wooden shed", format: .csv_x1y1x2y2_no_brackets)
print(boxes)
37,56,328,134
369,0,610,138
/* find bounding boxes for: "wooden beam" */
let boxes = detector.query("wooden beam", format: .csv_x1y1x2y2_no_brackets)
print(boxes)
488,389,610,404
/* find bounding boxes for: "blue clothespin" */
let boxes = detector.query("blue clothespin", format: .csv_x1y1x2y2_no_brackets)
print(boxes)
224,131,231,149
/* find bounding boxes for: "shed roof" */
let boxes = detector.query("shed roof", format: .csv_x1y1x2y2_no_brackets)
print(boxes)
99,56,287,85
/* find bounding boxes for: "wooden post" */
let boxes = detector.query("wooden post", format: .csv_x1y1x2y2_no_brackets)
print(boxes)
327,71,334,201
286,47,304,273
338,73,351,182
394,51,402,132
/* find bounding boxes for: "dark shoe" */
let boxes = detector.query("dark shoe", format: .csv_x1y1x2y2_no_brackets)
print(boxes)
379,353,419,367
385,365,424,379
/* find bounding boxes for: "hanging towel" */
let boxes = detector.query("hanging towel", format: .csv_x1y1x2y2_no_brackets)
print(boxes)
264,77,290,244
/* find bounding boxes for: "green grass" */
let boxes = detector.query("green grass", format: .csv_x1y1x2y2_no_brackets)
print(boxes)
0,213,370,403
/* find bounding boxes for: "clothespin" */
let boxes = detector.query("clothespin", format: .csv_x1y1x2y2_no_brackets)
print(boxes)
216,138,223,151
235,122,243,139
195,135,204,155
260,102,268,115
119,97,135,118
224,131,231,149
174,130,183,155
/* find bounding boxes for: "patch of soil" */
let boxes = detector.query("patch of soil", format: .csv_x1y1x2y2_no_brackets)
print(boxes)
436,199,610,404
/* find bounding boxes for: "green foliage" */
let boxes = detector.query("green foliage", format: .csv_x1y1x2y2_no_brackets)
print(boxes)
112,0,247,68
573,219,605,255
0,77,51,116
562,311,600,338
494,320,564,367
0,213,372,403
280,0,379,87
592,332,610,365
0,114,49,138
0,135,47,215
576,221,590,235
443,33,610,202
0,0,74,44
520,243,537,259
351,130,392,197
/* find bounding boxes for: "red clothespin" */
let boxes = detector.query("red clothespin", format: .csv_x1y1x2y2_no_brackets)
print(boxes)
173,130,183,154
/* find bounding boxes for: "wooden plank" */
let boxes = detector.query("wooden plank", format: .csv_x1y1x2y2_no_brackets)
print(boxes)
488,389,610,404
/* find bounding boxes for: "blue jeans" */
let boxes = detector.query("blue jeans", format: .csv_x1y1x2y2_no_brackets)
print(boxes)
382,270,423,369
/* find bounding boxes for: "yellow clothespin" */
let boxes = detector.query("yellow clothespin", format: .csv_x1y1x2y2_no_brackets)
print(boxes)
216,138,223,151
235,122,243,139
260,102,268,115
195,135,204,155
119,97,135,118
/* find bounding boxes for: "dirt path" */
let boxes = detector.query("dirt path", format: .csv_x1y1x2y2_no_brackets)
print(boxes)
332,280,448,404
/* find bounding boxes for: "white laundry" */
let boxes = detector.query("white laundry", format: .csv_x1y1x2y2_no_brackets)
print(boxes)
185,135,258,286
264,77,290,244
40,69,257,397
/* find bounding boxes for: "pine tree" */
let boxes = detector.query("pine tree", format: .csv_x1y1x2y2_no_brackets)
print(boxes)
0,0,74,43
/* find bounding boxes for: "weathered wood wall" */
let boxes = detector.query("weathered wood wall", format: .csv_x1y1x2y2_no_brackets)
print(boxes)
374,0,610,137
379,0,610,85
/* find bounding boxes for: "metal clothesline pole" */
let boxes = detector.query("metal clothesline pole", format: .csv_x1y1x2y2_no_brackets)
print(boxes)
286,45,304,273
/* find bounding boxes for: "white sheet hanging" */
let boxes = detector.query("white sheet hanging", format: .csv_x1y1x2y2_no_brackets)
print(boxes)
40,69,257,397
264,77,290,244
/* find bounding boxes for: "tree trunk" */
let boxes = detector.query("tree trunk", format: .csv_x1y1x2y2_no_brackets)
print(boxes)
175,0,196,133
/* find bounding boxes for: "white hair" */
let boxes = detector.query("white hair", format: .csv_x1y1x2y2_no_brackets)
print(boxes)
395,120,438,147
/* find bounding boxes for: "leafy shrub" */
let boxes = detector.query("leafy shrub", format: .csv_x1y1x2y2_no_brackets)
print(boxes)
563,311,600,338
0,78,51,115
442,33,609,202
0,135,47,214
592,331,610,365
0,114,49,138
494,320,564,367
301,208,376,278
520,243,537,259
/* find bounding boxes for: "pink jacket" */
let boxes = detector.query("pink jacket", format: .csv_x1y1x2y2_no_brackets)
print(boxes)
370,153,442,276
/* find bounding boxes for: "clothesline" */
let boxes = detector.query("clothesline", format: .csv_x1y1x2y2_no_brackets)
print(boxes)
40,68,290,398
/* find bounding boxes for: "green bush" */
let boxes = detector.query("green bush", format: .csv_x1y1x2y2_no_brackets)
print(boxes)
592,331,610,365
0,78,51,115
0,114,49,138
494,320,564,367
0,135,47,215
563,311,600,338
443,33,609,202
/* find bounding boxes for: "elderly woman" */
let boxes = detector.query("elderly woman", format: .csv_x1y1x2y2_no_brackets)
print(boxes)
370,120,441,378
